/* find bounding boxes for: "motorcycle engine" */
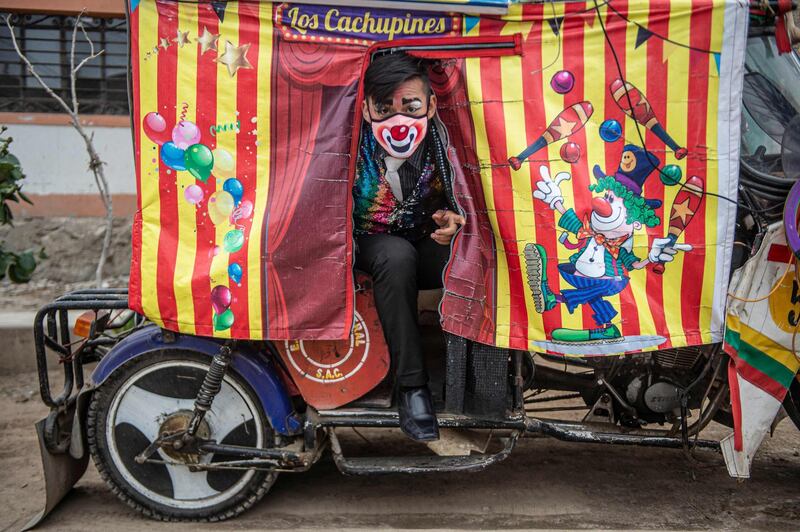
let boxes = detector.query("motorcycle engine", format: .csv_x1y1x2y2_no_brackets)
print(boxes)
609,346,707,426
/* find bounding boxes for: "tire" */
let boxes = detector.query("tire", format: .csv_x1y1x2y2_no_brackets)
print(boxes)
87,350,278,521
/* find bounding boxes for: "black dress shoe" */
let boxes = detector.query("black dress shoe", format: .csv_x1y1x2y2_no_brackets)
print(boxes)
397,386,439,442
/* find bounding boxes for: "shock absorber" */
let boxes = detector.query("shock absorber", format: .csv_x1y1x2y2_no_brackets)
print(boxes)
186,343,233,437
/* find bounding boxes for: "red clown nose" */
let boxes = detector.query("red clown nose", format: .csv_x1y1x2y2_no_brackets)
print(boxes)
390,125,409,140
592,197,612,217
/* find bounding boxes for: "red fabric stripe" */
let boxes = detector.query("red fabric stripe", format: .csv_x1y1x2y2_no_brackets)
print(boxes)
767,243,792,263
480,53,529,348
520,3,562,337
229,2,259,338
644,0,671,346
128,6,142,314
191,3,219,334
155,3,179,327
561,3,594,330
602,0,642,337
680,0,712,344
726,356,743,451
725,338,792,402
730,349,791,402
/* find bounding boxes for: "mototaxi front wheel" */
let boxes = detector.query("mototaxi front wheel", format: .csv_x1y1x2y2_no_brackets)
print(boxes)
87,350,277,521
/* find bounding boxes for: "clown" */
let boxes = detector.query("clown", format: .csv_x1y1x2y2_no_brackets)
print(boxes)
526,145,692,343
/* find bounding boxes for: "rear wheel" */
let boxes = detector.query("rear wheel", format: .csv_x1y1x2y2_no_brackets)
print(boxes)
87,350,277,521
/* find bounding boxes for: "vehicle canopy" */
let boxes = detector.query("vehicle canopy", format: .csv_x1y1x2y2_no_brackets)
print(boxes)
127,0,747,355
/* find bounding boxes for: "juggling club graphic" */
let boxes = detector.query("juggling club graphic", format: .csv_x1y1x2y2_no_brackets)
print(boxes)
508,101,594,170
609,79,687,160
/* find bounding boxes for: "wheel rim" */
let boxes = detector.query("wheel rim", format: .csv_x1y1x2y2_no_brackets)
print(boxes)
105,360,264,510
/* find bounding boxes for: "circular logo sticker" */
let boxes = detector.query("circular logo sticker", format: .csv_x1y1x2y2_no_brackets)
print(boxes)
283,311,370,383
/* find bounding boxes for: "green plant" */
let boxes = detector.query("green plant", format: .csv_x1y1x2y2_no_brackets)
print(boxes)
0,125,43,283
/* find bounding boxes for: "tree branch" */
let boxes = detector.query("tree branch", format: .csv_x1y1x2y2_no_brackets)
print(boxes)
6,12,114,286
4,14,74,117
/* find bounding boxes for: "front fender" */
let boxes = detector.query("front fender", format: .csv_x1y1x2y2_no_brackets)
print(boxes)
88,326,302,435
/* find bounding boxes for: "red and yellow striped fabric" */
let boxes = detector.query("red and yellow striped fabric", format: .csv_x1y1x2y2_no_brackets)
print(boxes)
128,1,745,354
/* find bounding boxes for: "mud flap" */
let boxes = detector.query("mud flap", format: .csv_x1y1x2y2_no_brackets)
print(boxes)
21,416,89,531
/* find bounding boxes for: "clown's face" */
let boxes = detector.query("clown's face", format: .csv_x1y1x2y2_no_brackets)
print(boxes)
590,190,642,239
361,78,438,159
620,150,637,173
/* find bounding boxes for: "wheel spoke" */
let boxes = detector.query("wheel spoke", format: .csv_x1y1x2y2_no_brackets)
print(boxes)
114,385,196,442
160,460,221,500
206,380,255,443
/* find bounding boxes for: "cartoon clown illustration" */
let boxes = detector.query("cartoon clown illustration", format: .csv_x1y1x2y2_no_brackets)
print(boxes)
526,145,693,348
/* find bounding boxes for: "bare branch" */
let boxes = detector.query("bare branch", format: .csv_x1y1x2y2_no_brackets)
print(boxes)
69,11,81,112
6,11,114,286
74,17,104,76
4,15,74,117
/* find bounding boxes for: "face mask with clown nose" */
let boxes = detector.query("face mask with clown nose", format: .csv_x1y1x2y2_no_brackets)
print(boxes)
369,112,429,159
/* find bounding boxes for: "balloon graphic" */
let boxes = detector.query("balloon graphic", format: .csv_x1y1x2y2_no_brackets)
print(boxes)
550,70,575,94
143,112,171,145
223,229,244,253
560,142,581,164
212,148,236,179
599,119,622,143
184,143,214,182
210,285,232,315
208,191,235,225
660,164,683,186
230,199,254,223
228,263,243,284
213,308,235,331
184,184,204,205
172,120,202,150
223,178,244,206
160,141,186,171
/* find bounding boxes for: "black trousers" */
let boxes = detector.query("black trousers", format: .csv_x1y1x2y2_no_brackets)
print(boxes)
355,233,450,388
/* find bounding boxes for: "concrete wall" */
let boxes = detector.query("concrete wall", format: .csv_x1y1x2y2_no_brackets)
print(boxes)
3,118,137,216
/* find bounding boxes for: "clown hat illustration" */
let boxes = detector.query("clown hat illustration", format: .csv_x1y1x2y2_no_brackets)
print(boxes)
592,144,663,209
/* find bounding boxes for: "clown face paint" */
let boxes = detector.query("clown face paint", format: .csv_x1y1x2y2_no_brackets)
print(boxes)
370,113,428,159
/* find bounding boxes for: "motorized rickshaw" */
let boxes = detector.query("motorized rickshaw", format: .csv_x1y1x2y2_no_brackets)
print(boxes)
25,0,800,526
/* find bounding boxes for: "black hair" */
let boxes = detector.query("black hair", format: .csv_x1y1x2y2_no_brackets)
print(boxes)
363,52,431,105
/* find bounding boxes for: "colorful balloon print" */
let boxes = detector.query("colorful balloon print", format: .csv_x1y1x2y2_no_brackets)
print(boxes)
599,119,623,142
172,120,202,150
223,229,244,253
230,199,254,223
560,142,581,164
160,141,186,171
228,263,243,284
143,112,171,145
223,178,244,206
212,148,236,179
184,184,204,205
550,70,575,94
184,143,214,182
660,164,683,186
213,308,235,331
210,285,232,315
207,191,235,225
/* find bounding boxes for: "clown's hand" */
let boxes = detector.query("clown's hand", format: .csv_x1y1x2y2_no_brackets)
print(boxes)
533,165,571,211
648,237,693,263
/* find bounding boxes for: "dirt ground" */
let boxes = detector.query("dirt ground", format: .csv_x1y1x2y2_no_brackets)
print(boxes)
0,217,131,311
0,369,799,532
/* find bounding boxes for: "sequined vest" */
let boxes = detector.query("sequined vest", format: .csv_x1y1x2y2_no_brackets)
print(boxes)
353,125,453,241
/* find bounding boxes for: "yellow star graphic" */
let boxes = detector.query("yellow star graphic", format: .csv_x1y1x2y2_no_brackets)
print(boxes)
159,37,171,50
215,40,253,77
196,26,219,54
670,198,694,225
174,29,190,48
550,117,577,139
